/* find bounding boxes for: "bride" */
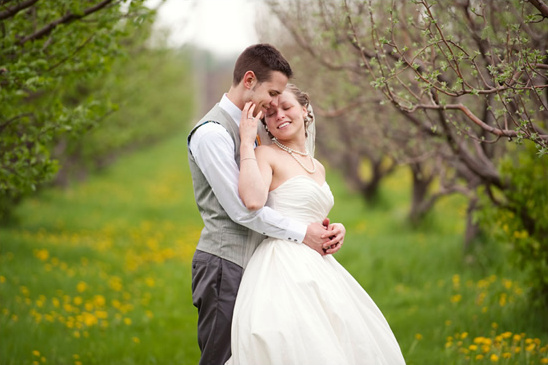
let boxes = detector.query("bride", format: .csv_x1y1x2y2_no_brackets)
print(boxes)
226,84,406,365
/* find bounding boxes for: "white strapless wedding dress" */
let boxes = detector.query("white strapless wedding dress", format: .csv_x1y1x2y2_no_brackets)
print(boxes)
226,175,406,365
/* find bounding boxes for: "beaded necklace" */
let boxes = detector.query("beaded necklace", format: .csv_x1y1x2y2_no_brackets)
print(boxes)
272,138,316,174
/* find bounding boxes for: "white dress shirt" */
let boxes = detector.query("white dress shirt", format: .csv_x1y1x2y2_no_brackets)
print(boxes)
188,94,307,243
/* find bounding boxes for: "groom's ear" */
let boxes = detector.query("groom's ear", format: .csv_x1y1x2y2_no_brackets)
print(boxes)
243,71,256,89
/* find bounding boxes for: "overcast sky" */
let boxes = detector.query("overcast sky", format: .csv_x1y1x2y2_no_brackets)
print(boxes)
146,0,260,57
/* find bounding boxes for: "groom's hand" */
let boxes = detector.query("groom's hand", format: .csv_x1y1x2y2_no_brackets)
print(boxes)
303,222,329,256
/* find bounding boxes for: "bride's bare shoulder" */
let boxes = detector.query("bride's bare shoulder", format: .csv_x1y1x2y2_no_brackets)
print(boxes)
255,144,280,157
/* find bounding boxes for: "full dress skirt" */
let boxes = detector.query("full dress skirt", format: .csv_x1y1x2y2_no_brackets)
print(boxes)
226,175,406,365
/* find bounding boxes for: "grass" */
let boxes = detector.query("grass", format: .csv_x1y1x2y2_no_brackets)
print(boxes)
1,131,547,365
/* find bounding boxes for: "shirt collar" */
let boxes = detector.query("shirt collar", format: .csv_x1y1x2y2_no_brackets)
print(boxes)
219,94,242,126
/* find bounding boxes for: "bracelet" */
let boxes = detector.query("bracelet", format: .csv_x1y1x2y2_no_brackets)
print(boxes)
240,157,256,162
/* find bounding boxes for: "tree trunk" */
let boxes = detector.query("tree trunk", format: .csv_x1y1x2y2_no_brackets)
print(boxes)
463,196,481,252
409,163,433,226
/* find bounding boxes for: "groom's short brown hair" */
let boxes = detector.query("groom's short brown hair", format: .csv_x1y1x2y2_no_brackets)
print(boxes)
233,44,293,86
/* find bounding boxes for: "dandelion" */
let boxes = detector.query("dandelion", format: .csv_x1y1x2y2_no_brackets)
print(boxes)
76,282,87,293
452,274,461,289
124,317,132,325
93,295,106,307
32,350,40,357
34,249,49,261
132,337,140,343
451,294,462,303
415,333,423,340
499,293,507,306
490,353,499,362
108,276,123,291
20,286,30,296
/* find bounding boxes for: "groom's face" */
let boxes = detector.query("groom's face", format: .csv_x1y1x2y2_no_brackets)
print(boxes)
249,71,288,117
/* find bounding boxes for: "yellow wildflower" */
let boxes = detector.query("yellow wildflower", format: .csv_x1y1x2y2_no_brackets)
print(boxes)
34,249,49,261
76,282,87,293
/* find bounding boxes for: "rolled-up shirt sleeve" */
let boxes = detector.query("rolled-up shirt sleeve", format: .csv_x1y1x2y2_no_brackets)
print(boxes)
188,122,307,243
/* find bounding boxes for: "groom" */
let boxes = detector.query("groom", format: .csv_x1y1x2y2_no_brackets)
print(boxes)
187,43,345,365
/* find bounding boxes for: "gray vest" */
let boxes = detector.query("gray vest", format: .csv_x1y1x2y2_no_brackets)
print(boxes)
187,104,264,268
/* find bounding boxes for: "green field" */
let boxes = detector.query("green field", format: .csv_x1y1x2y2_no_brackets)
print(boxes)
1,132,547,365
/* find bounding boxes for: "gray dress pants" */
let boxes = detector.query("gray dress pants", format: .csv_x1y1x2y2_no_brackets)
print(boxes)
192,250,243,365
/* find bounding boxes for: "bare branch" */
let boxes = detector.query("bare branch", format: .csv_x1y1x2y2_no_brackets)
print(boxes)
0,113,34,133
528,0,548,18
0,0,40,21
18,0,117,45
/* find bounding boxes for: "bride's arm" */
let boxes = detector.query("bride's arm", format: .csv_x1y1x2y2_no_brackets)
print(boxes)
239,102,273,210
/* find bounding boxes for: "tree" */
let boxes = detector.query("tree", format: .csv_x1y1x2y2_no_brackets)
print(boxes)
264,0,548,301
264,0,547,217
0,0,155,220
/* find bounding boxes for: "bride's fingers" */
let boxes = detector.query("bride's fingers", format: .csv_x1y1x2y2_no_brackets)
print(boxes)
325,242,343,254
242,101,252,116
247,103,256,118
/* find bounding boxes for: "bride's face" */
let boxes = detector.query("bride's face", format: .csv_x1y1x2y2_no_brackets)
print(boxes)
264,91,307,140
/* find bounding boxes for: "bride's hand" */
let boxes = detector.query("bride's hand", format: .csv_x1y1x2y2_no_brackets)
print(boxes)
322,222,346,255
240,102,263,147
